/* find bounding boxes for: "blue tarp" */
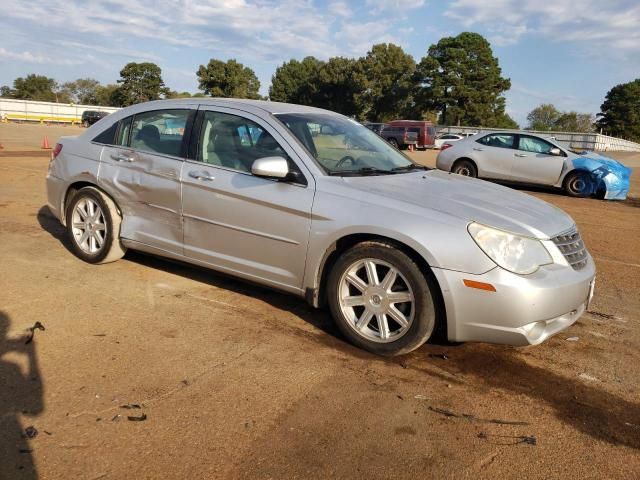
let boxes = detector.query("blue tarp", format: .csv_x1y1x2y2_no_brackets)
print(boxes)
570,152,632,200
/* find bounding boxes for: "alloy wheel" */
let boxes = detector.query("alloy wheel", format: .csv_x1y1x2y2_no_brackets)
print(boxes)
71,197,107,254
338,258,415,343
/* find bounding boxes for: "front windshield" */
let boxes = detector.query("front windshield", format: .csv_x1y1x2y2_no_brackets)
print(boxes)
276,113,419,175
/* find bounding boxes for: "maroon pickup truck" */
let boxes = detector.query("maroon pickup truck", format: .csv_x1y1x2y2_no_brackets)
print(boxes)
379,125,418,150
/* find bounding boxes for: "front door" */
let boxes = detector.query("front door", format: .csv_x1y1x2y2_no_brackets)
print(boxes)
98,108,192,254
181,107,315,293
509,135,566,185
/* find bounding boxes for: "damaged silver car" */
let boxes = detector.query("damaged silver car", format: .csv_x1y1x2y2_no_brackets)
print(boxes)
46,99,596,356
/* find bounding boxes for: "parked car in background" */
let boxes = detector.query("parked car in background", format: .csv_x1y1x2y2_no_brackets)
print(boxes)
47,99,596,356
387,120,436,149
362,122,386,135
379,125,418,149
435,133,464,149
436,131,631,199
81,110,109,127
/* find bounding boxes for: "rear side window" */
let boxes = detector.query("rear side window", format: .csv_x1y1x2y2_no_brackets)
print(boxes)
116,116,133,146
478,133,515,149
129,109,189,157
92,122,117,144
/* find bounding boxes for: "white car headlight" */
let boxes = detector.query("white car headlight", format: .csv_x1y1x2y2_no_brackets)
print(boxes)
468,222,552,275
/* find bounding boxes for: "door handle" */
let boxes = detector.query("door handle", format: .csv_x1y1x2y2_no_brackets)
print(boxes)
515,153,528,157
472,147,484,151
188,170,214,181
110,153,135,162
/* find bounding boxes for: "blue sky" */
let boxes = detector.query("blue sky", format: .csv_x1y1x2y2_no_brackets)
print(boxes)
1,0,638,126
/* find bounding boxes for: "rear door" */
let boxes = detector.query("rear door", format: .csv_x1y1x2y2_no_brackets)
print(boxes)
472,133,516,179
98,107,194,254
509,135,566,185
181,107,315,292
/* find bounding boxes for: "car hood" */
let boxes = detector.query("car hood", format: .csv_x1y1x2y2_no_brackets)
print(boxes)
342,170,575,239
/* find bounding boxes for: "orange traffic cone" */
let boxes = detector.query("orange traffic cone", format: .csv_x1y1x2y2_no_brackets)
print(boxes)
41,136,51,149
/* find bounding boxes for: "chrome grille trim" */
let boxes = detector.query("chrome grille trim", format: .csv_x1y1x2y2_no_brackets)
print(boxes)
552,227,588,270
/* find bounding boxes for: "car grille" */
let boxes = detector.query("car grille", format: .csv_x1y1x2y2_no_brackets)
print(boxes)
552,228,588,270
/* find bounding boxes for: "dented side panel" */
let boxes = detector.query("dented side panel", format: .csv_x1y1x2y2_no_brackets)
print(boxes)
98,146,184,255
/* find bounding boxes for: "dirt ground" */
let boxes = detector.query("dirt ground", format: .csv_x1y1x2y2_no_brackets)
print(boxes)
1,123,639,479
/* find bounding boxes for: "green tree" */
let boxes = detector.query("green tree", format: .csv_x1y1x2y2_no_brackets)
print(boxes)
12,74,59,102
269,56,323,104
93,84,121,107
165,90,192,99
491,111,519,129
356,43,416,121
596,78,640,141
526,104,561,130
414,32,511,126
115,62,169,106
61,78,102,104
196,59,261,99
312,57,362,117
555,112,594,133
0,85,13,98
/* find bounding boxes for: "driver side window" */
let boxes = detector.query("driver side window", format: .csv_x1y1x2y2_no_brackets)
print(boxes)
197,111,288,173
518,136,555,154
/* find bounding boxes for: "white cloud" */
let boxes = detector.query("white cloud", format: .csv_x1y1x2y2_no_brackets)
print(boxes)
328,0,352,17
445,0,640,57
365,0,425,14
0,47,85,66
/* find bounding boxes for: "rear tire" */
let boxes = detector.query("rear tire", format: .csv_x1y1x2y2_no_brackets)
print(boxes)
83,120,90,128
564,171,593,197
327,241,437,356
452,159,477,177
65,187,126,264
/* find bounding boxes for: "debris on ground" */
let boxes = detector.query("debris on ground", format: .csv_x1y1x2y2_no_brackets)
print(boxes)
414,394,428,400
120,404,142,409
587,310,615,319
24,426,38,438
25,321,45,344
566,337,579,341
578,373,599,382
478,431,537,446
428,353,449,360
111,415,121,422
127,413,147,422
428,406,530,426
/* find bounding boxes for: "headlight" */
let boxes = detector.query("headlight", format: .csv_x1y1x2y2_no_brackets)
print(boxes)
468,223,552,275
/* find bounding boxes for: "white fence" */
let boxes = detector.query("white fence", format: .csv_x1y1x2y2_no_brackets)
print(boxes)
0,98,120,124
437,125,640,152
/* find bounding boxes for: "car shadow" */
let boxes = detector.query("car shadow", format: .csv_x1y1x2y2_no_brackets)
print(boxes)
0,311,44,479
36,206,74,254
407,344,640,450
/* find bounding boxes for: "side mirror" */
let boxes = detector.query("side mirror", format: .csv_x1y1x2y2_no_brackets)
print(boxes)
549,147,562,156
251,156,289,179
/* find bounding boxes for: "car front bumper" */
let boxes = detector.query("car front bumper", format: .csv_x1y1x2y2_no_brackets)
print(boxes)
432,256,596,346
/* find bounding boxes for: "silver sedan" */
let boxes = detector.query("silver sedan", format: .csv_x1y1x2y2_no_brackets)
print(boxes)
436,131,631,199
46,99,596,356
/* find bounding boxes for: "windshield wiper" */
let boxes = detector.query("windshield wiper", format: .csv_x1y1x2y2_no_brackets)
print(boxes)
327,167,396,176
390,164,428,172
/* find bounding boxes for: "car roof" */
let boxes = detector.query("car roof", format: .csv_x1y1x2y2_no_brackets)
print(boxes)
125,98,333,116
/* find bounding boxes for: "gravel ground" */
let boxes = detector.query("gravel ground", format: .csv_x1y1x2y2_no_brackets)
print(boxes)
1,123,639,479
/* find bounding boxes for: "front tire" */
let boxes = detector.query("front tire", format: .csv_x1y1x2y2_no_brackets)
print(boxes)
564,171,593,197
387,138,399,148
83,120,90,128
66,187,126,264
327,241,437,356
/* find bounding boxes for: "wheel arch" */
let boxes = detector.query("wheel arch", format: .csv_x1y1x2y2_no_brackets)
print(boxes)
309,233,448,338
62,181,121,226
